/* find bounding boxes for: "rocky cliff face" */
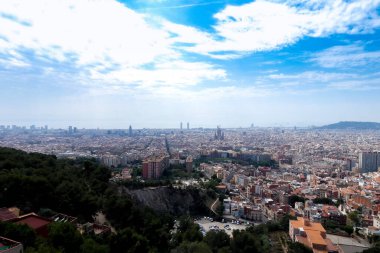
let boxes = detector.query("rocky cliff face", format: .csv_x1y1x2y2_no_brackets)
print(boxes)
121,186,212,216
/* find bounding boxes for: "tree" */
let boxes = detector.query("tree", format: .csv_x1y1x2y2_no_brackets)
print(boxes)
279,214,296,231
342,225,354,235
348,211,360,226
81,238,109,253
0,222,36,248
288,242,312,253
323,220,340,230
172,241,212,253
25,242,62,253
172,216,203,248
363,249,380,253
103,195,133,229
313,198,334,205
48,222,83,253
230,230,260,253
288,195,306,207
109,228,149,253
204,230,230,253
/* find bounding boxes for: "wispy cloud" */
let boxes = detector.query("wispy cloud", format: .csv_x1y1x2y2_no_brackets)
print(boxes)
89,60,226,88
310,44,380,68
264,70,380,92
140,1,226,10
268,71,358,83
0,57,29,68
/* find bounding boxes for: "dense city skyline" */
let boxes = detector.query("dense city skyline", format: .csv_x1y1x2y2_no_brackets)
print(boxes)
1,0,380,128
2,1,380,251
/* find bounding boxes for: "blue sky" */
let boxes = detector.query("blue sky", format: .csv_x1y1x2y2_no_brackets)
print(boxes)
0,0,380,128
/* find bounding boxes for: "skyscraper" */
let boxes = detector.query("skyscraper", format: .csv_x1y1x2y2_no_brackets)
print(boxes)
129,125,133,137
187,122,189,130
180,122,183,130
359,151,380,173
214,126,224,140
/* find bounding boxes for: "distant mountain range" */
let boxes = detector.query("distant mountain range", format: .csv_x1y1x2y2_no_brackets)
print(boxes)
320,121,380,130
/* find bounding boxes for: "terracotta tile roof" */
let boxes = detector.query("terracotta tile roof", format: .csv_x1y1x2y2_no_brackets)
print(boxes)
305,230,327,246
16,213,51,230
290,217,326,233
291,217,333,253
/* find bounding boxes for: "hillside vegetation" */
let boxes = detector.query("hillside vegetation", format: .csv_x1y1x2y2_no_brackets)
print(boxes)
0,147,314,253
0,147,173,252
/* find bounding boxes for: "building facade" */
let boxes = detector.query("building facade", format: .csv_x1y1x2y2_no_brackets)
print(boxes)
142,156,169,179
359,152,380,173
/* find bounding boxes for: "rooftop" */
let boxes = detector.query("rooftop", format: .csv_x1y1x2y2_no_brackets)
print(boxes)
290,217,326,233
0,207,19,222
16,213,51,230
0,236,21,252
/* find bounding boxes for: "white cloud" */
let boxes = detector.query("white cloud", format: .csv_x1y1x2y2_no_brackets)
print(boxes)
310,44,380,68
0,1,172,67
328,78,380,90
0,0,379,94
0,0,225,89
263,70,380,92
142,1,226,10
268,71,358,82
0,57,30,68
172,0,380,57
90,60,226,88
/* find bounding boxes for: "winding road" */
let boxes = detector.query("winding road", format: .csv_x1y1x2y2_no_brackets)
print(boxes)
210,198,219,215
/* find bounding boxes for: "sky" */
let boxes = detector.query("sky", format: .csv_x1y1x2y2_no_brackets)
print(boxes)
0,0,380,129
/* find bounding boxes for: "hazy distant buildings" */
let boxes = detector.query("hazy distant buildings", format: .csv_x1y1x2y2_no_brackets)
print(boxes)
214,126,224,140
101,154,120,167
187,122,189,130
359,151,380,173
237,152,271,163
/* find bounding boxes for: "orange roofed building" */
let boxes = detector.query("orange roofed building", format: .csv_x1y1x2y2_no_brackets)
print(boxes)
289,217,338,253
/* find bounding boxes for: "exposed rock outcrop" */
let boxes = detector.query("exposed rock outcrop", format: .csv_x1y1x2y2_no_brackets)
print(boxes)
121,186,212,216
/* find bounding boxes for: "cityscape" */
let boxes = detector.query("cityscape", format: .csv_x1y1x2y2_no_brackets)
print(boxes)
1,122,380,252
1,0,380,253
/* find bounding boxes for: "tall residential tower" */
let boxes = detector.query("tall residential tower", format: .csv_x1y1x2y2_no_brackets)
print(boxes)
359,151,380,173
